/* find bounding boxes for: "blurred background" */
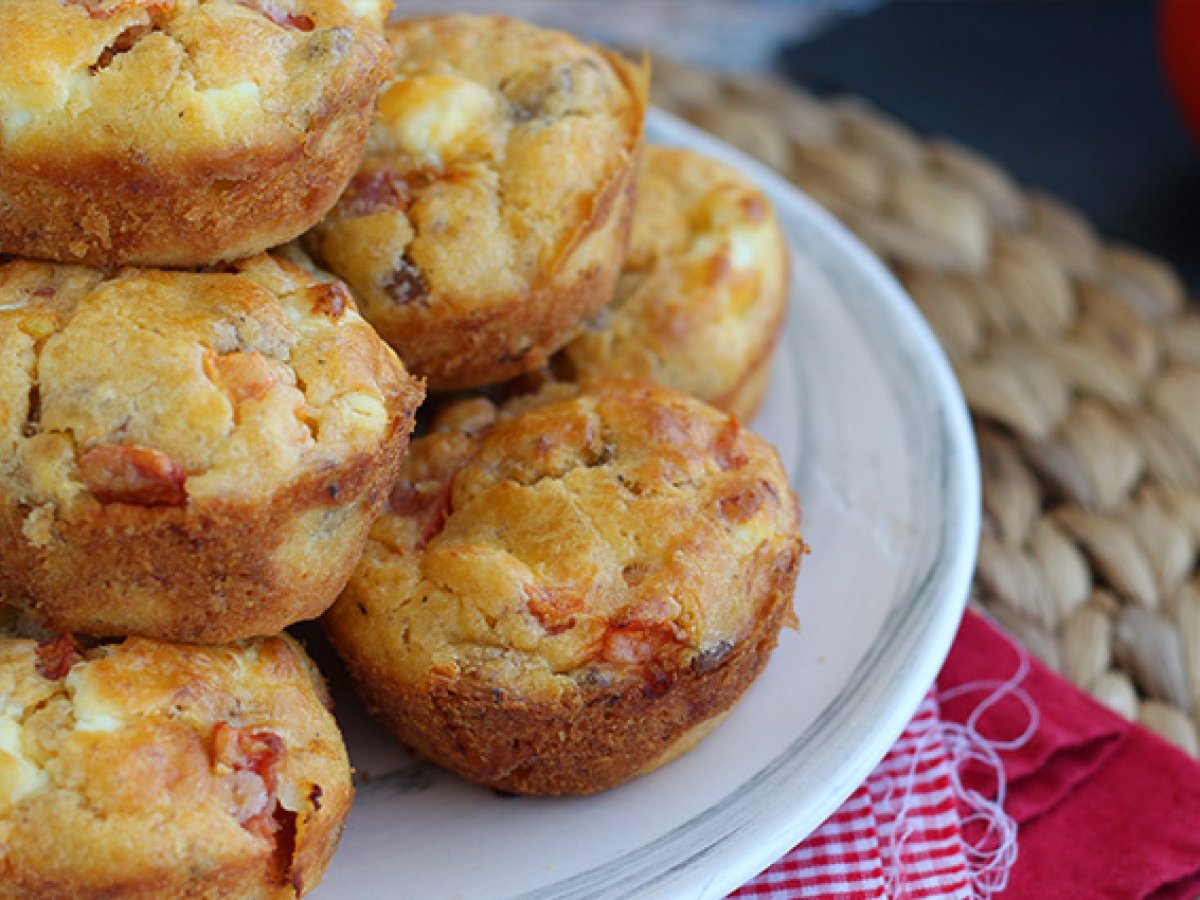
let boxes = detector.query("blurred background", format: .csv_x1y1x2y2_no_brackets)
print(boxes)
397,0,880,70
397,0,1199,283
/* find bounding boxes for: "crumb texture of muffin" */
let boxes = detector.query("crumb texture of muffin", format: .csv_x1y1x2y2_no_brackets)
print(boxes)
303,14,648,391
325,379,804,795
0,629,352,898
0,0,391,266
0,253,424,643
557,144,789,421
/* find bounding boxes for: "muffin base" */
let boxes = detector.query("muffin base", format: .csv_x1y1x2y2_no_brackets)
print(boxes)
0,423,413,644
0,55,385,268
326,536,801,795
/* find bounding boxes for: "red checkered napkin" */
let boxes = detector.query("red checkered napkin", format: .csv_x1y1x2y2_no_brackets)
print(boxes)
730,694,974,900
730,608,1200,899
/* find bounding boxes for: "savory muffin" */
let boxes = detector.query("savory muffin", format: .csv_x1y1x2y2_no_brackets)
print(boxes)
553,145,789,421
325,379,805,795
0,0,391,267
0,254,424,643
0,624,352,898
302,15,648,391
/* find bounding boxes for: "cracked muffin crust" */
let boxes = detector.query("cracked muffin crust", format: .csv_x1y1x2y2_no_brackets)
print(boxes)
0,620,352,898
324,379,805,795
0,253,424,643
554,145,789,421
302,15,648,391
0,0,391,267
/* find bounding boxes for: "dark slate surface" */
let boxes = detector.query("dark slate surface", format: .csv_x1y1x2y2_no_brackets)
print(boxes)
779,0,1200,286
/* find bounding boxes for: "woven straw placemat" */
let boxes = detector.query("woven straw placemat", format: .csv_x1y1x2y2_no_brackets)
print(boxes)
648,56,1200,756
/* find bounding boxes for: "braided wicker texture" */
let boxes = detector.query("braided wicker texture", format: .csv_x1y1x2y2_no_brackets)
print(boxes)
649,56,1200,756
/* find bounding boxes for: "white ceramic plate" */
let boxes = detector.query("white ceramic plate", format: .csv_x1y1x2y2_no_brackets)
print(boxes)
307,109,981,899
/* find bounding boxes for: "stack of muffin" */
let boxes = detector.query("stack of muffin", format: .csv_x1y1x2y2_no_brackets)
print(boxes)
0,7,804,896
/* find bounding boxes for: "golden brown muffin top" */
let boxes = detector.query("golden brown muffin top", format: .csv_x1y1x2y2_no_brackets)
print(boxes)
561,145,788,405
0,0,388,171
305,15,646,319
0,254,422,511
0,628,346,892
343,380,803,700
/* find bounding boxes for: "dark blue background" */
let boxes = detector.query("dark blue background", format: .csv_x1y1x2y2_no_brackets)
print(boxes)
781,0,1200,285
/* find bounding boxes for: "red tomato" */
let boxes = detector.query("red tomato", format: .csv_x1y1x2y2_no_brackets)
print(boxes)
1160,0,1200,144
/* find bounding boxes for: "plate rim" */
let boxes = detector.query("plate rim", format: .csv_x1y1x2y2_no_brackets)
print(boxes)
507,108,982,900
